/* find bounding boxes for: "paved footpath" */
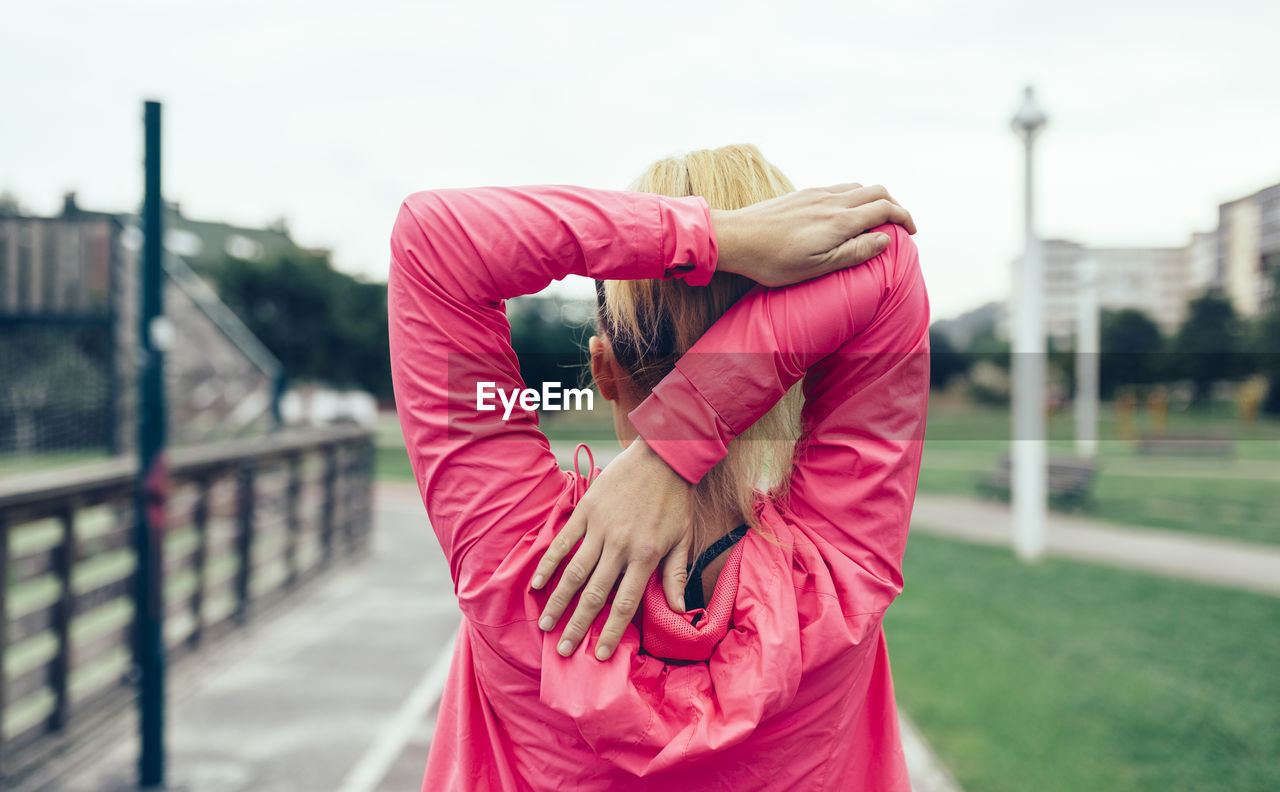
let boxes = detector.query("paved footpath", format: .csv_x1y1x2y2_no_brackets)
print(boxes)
34,483,457,792
32,481,962,792
911,494,1280,597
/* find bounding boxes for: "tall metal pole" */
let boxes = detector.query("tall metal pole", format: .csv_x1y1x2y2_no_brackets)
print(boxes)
1011,87,1047,562
136,99,168,788
1075,256,1100,458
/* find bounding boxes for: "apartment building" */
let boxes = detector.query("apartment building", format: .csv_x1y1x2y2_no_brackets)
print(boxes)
1039,240,1193,342
1218,182,1280,317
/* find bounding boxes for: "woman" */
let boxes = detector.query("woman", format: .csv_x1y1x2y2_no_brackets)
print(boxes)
388,144,929,791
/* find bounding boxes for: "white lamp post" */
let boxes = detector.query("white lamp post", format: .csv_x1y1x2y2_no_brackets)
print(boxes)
1075,256,1100,458
1010,86,1048,562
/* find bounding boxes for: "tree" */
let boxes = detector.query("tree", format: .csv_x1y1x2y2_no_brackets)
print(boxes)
1099,308,1164,399
215,251,597,408
928,327,968,389
329,276,392,400
1170,293,1243,403
1255,269,1280,414
967,326,1011,371
213,251,394,402
0,190,23,217
508,296,593,394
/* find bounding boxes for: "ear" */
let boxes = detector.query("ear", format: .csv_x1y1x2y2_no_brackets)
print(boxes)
589,335,620,402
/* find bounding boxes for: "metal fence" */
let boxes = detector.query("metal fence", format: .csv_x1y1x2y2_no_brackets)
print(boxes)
0,425,373,785
0,210,287,460
0,214,122,457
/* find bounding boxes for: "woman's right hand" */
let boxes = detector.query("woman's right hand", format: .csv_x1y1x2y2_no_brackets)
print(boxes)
530,438,694,662
711,183,917,287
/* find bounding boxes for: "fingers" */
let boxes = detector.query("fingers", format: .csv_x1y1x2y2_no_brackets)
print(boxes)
838,182,891,202
845,198,917,237
554,552,623,657
538,531,602,635
531,508,586,590
834,185,917,234
593,566,649,661
660,530,692,612
825,231,892,272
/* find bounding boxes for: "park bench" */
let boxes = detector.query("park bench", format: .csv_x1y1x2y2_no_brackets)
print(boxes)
1135,435,1235,457
977,455,1098,510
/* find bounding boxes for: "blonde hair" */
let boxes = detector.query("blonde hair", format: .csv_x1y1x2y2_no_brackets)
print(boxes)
598,143,802,557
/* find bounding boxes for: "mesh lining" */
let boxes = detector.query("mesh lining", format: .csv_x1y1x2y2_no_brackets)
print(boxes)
684,524,748,614
639,535,746,663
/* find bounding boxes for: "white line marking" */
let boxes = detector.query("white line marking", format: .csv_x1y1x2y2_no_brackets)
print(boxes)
336,628,458,792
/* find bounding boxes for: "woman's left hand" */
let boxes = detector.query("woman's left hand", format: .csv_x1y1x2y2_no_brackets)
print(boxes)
531,438,693,661
710,182,916,287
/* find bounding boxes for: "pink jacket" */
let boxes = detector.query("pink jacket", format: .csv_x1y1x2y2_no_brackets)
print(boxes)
387,185,930,791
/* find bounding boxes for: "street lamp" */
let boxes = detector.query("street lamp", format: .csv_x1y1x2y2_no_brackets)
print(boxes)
1010,86,1047,562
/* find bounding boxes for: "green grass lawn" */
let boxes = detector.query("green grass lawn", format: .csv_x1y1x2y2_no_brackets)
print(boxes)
1088,474,1279,545
374,443,415,482
924,395,1280,457
920,399,1280,545
885,533,1280,792
0,450,108,477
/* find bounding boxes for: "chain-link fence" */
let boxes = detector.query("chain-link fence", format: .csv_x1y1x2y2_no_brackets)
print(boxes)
0,215,121,463
0,212,285,469
0,320,117,455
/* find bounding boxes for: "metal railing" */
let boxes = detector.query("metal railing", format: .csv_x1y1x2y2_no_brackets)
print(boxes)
0,425,373,784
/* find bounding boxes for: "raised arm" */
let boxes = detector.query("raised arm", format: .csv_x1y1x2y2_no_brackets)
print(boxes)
629,222,929,590
388,186,718,597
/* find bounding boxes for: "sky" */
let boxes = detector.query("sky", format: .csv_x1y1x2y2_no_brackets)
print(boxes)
3,0,1278,321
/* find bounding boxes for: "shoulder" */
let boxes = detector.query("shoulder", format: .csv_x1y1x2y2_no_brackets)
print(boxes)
868,222,921,285
865,222,928,330
821,222,924,335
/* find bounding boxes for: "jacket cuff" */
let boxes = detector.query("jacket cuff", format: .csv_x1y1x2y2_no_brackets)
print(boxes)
655,195,717,287
628,367,735,484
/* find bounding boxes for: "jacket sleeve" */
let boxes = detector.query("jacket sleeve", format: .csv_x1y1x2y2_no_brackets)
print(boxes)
388,186,718,602
628,222,929,587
